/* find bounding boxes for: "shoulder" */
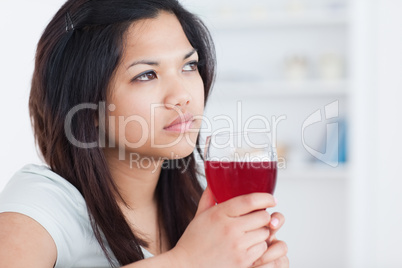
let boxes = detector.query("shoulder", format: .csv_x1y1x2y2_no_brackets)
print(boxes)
0,164,87,223
0,164,95,267
1,164,83,201
0,212,57,267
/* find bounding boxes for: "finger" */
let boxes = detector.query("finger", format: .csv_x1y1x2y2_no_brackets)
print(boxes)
242,227,270,249
246,241,268,266
238,209,271,232
253,240,288,266
253,256,289,268
220,193,276,217
195,186,215,216
267,212,285,244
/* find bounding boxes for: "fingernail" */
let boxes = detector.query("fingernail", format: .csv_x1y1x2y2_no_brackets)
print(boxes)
274,197,278,204
271,217,279,228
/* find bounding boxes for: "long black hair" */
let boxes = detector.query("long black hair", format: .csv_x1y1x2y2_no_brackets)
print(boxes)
29,0,216,266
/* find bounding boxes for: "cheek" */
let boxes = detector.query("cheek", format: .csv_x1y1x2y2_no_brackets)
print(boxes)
192,76,205,111
105,99,153,147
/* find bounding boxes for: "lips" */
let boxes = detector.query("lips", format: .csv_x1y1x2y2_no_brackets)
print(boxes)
164,112,194,132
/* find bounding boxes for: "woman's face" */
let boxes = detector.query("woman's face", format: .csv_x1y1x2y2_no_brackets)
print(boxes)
104,12,204,161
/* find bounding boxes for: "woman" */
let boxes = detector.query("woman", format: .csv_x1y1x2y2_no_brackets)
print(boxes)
0,0,288,267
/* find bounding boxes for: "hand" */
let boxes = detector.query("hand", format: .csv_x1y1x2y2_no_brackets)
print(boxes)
170,187,276,268
251,212,289,268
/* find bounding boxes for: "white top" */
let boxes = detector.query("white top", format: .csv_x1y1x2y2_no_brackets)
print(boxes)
0,164,154,267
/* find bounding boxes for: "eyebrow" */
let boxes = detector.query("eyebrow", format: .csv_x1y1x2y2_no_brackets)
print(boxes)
126,48,198,70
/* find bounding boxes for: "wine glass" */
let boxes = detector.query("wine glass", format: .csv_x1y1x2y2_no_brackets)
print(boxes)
204,131,277,204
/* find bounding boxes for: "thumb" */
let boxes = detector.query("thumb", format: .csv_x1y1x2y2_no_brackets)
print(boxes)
196,186,216,216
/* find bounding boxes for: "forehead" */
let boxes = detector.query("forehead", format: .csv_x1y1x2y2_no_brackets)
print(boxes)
122,11,194,63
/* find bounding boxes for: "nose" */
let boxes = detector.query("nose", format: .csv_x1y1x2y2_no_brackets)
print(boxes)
163,76,192,111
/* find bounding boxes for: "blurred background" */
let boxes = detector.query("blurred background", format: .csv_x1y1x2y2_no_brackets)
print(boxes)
0,0,401,267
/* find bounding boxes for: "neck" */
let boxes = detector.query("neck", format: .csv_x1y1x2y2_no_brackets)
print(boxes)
103,149,164,210
103,149,172,254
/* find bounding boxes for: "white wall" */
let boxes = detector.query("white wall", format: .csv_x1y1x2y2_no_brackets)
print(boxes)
0,0,66,190
349,0,402,267
375,0,402,264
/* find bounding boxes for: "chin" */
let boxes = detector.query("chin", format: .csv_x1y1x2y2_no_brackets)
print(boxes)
168,143,196,159
161,136,198,159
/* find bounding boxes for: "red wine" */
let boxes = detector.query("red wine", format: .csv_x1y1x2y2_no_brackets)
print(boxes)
205,161,277,203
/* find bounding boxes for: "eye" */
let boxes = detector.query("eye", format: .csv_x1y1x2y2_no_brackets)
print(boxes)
182,61,199,72
132,70,157,82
